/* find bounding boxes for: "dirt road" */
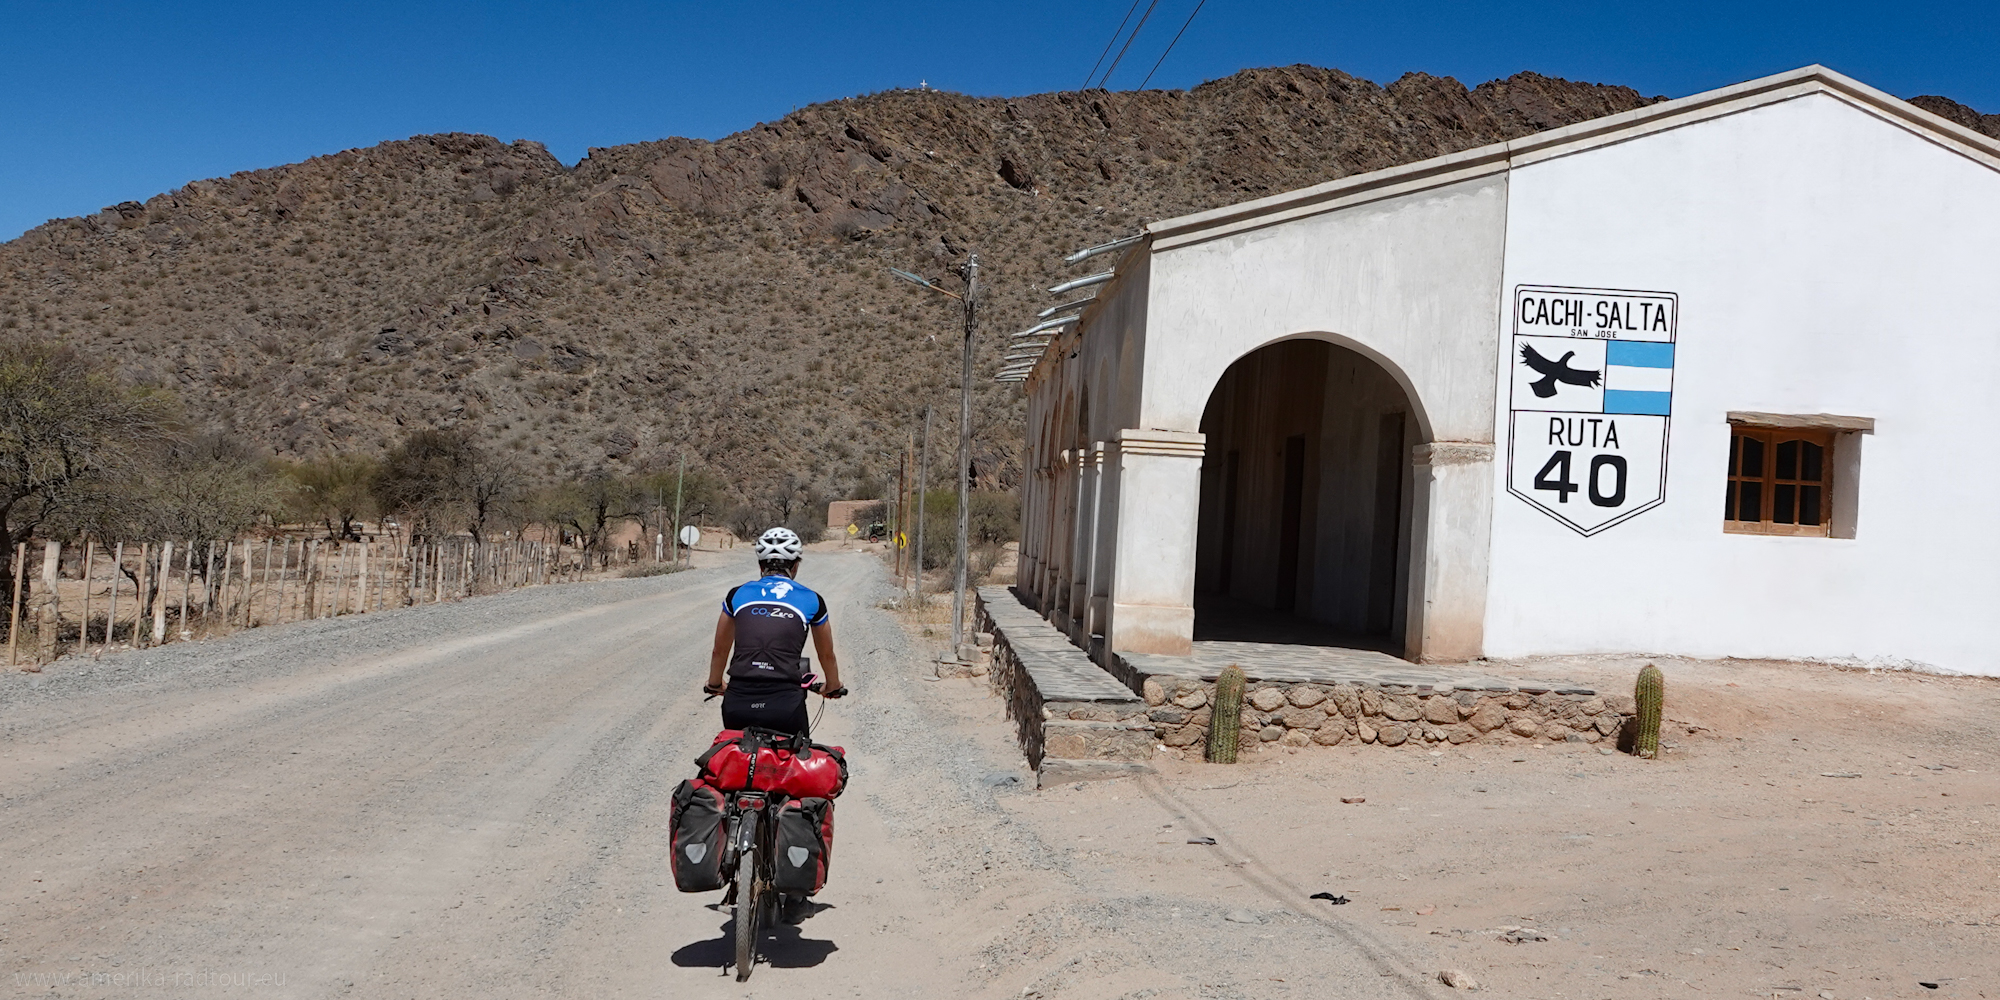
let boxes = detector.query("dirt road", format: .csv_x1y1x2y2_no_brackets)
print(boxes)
1,553,1447,999
20,550,1975,999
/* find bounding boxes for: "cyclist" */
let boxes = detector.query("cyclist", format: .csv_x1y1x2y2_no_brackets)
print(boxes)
705,527,845,737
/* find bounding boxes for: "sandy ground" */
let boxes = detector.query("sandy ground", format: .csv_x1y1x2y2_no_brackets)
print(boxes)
4,549,1993,999
929,654,1999,999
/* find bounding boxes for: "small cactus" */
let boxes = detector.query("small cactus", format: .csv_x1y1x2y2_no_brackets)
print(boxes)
1634,663,1664,758
1207,665,1246,764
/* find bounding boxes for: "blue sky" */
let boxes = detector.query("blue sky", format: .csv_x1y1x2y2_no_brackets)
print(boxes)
3,1,1995,241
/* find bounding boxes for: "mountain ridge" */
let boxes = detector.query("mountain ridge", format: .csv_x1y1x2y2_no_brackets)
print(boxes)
5,65,1991,515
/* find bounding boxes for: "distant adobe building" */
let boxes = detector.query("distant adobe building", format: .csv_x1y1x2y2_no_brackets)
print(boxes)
1015,67,1999,676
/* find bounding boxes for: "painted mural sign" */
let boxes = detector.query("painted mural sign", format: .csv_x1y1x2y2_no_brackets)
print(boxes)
1506,285,1677,536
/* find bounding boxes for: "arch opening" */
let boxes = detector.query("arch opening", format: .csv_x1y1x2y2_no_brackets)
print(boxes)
1193,338,1418,653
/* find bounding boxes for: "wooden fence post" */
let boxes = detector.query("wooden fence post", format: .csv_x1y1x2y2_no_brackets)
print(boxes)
7,542,25,667
357,542,370,614
153,540,173,645
200,541,217,637
80,539,95,652
275,539,291,625
179,541,193,639
254,539,271,627
305,541,321,619
134,543,150,648
330,542,347,616
240,541,254,627
103,541,122,649
216,541,233,638
37,540,61,663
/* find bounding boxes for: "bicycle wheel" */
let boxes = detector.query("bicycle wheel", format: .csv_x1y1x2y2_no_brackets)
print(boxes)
733,847,759,981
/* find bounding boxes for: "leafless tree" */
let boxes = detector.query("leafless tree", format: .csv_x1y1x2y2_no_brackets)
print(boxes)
0,337,173,603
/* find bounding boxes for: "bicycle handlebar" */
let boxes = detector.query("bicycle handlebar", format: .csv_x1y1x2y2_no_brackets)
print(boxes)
702,681,846,699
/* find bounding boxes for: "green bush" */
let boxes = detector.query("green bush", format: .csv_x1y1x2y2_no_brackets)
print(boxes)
916,490,1018,570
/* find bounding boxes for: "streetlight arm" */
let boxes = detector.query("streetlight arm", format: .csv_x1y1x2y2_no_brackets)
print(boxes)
889,267,962,300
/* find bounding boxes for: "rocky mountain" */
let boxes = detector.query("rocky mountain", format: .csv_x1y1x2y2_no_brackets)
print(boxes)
4,66,1988,511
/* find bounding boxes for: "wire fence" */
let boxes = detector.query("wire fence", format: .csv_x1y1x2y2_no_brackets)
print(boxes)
4,534,666,669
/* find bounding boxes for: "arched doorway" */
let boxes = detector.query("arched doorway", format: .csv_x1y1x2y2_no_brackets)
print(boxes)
1193,338,1418,652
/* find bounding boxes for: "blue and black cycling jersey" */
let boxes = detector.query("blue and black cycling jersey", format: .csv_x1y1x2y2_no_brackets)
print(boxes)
722,575,829,687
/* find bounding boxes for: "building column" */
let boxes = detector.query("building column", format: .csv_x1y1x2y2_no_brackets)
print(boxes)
1016,466,1041,597
1029,465,1049,598
1046,450,1076,626
1403,442,1494,663
1082,441,1112,640
1067,447,1097,636
1104,429,1205,656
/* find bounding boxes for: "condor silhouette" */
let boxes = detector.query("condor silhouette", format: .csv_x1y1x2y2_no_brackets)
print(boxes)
1520,343,1603,398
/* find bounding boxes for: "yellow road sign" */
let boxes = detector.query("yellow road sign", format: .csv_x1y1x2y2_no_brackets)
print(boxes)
846,523,859,536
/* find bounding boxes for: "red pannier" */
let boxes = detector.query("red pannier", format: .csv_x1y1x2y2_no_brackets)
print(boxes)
697,730,849,800
667,778,727,892
771,797,835,895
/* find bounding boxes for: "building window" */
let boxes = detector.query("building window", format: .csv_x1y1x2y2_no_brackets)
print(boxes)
1727,427,1832,534
1725,413,1874,538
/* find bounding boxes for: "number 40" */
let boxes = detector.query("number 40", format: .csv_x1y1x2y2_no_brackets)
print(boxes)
1533,450,1627,507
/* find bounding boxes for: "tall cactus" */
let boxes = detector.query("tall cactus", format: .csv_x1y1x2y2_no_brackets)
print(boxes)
1634,663,1664,759
1207,665,1246,764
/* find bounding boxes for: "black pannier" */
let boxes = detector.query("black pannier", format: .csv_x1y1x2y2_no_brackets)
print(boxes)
771,796,834,895
669,778,728,892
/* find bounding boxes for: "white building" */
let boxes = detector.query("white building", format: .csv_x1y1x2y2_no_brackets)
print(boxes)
1015,66,2000,677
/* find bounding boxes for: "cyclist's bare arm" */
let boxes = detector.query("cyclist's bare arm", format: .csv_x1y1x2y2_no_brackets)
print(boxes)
706,611,734,691
811,621,843,694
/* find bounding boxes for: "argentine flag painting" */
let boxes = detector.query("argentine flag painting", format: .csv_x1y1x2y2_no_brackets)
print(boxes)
1603,340,1674,416
1506,285,1677,536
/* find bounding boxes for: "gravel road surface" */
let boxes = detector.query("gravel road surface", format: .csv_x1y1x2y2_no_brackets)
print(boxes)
2,552,1442,999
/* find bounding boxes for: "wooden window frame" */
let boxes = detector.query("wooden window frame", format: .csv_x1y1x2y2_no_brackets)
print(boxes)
1724,426,1834,537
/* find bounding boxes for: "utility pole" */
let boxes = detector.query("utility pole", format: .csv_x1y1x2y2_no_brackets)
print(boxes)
672,454,687,568
914,406,932,606
950,253,978,662
904,430,915,597
895,436,909,586
887,255,978,661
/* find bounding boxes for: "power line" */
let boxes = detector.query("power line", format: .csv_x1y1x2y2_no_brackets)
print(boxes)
1082,0,1145,90
1137,0,1208,91
1097,0,1162,90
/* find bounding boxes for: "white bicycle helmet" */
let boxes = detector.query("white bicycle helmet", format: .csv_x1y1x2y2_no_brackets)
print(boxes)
753,527,804,562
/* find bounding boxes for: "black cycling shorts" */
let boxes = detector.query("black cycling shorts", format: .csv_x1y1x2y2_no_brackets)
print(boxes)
720,681,809,740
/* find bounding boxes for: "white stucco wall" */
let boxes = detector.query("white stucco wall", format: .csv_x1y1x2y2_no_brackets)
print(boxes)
1136,177,1511,659
1486,92,2000,675
1142,176,1511,441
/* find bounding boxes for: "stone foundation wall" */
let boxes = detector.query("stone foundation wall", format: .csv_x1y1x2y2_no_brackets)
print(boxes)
1140,675,1636,756
977,587,1152,774
982,626,1046,767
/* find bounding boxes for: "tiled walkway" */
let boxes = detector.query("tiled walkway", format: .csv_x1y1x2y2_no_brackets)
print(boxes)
986,586,1597,697
977,587,1141,704
1116,643,1596,695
